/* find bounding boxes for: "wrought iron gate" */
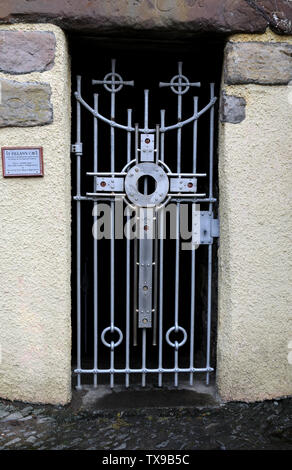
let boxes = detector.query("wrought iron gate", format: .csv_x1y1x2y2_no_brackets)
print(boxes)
73,59,219,389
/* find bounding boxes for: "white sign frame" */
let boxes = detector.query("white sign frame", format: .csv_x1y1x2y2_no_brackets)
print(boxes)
1,147,44,177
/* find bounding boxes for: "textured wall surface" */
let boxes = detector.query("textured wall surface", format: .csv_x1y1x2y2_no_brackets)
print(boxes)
0,24,71,405
217,31,292,402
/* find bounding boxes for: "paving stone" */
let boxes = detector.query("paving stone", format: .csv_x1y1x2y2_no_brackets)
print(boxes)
1,412,23,422
0,79,53,127
5,438,21,446
224,42,292,85
0,397,291,450
19,416,33,421
36,417,53,424
21,406,34,415
0,31,55,74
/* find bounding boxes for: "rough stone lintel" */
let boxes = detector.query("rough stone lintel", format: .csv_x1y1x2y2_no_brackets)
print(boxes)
0,31,56,74
0,79,53,127
224,41,292,85
220,91,246,124
0,0,291,35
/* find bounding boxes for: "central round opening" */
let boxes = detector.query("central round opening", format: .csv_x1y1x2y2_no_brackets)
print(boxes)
137,175,157,195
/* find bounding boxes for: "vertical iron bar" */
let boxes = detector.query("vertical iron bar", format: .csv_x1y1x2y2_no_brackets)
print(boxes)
133,123,139,347
141,178,148,387
175,346,178,387
158,110,165,387
174,204,180,388
174,62,183,387
135,124,139,163
110,59,116,388
76,75,82,390
142,329,146,387
152,216,158,347
160,110,165,164
177,62,182,173
133,218,138,347
144,89,149,131
190,97,198,386
127,110,132,164
126,109,132,387
93,93,99,387
133,124,139,346
206,83,215,385
158,212,164,387
152,123,160,345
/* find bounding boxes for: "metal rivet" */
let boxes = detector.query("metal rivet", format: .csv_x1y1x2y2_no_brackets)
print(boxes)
145,138,150,144
188,182,193,188
100,181,106,187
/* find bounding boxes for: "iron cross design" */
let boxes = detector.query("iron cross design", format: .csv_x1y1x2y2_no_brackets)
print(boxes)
73,59,219,388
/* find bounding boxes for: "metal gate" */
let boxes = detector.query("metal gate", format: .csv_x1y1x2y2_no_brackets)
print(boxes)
73,59,219,389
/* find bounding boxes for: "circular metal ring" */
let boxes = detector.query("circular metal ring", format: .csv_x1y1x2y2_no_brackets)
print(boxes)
125,162,169,208
103,72,123,93
166,326,188,349
170,74,190,95
101,326,123,348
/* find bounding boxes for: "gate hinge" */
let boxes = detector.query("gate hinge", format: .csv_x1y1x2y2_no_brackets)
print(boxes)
211,217,220,238
197,211,220,245
71,143,83,154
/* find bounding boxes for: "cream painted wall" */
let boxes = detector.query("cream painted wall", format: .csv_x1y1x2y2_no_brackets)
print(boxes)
0,24,71,404
0,24,291,405
217,31,292,401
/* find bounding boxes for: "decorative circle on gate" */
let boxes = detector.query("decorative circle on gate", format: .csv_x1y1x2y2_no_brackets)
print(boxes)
125,162,169,207
103,72,124,93
170,74,190,95
166,326,188,349
101,326,123,348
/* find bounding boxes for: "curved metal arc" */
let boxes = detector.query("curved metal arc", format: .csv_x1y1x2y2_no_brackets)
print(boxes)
74,91,217,134
161,96,217,132
74,91,135,132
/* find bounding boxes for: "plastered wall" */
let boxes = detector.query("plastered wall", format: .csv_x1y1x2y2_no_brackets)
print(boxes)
217,31,292,401
0,24,291,406
0,24,71,404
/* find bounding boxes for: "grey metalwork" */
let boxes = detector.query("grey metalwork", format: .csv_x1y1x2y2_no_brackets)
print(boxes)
124,163,169,207
72,59,219,389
